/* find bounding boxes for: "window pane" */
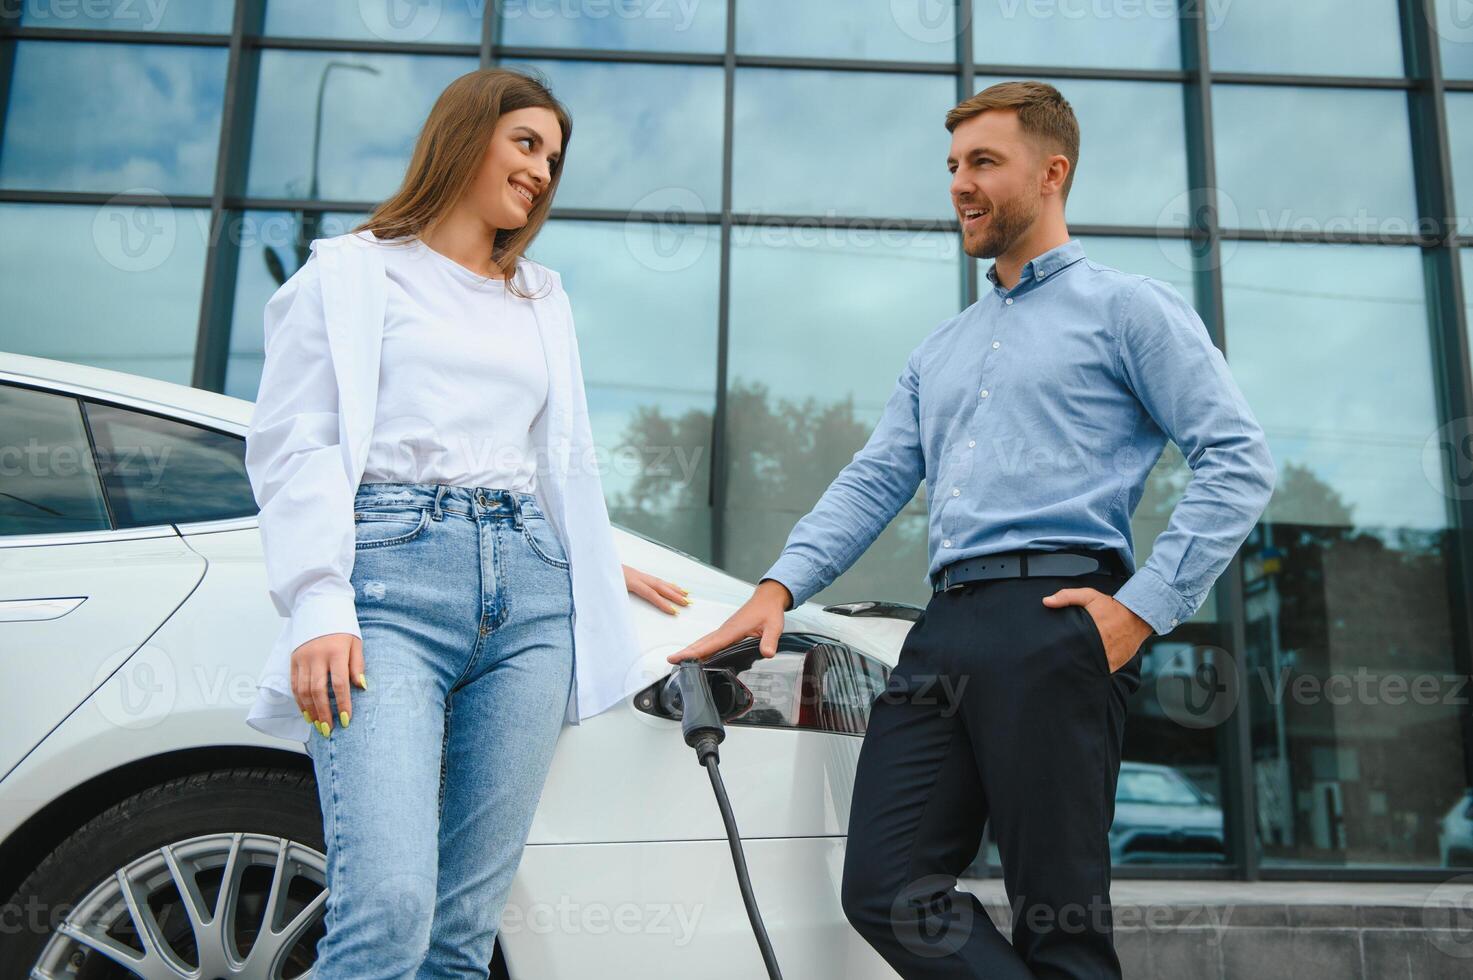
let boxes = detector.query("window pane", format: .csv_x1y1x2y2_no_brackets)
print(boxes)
733,68,956,220
972,0,1179,70
19,0,233,32
0,386,110,536
725,228,960,605
970,75,1189,228
1212,86,1418,234
1208,0,1405,77
499,0,727,53
738,0,955,62
1434,0,1473,81
247,50,476,202
1223,242,1464,867
264,0,481,43
1448,93,1473,238
224,211,367,401
529,219,721,561
0,41,227,195
1,203,208,385
504,60,724,212
84,401,257,528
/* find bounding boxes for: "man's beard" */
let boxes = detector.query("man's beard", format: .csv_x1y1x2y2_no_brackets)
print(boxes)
963,194,1039,260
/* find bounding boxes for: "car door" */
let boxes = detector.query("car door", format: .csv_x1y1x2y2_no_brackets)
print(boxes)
0,383,210,778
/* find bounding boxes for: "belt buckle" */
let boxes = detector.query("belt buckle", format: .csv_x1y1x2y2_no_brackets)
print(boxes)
943,566,965,593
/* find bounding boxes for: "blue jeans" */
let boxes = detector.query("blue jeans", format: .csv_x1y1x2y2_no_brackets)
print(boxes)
306,482,575,979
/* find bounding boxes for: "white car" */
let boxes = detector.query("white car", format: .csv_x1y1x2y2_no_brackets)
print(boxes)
0,352,916,979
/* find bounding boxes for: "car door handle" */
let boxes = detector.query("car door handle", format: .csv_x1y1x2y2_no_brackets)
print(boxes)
0,596,88,622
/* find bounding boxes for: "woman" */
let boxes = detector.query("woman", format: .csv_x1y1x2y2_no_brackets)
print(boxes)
243,67,690,977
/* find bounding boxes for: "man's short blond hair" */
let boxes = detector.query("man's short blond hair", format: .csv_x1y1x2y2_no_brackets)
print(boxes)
946,80,1080,200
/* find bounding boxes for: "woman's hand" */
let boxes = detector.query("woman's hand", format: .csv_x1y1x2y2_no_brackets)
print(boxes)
623,564,691,615
292,633,366,736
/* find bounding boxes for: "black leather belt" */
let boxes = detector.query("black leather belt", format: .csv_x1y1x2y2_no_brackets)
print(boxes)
931,548,1124,593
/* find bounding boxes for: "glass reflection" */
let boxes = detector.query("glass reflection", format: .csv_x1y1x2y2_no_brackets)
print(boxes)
224,210,367,401
499,0,727,53
247,50,476,202
972,0,1179,70
264,0,481,44
1212,86,1418,234
502,59,724,212
0,202,209,385
532,220,720,560
0,41,227,195
737,0,955,62
970,75,1189,229
1224,242,1464,867
733,68,956,220
1435,0,1473,81
1207,0,1405,77
725,227,960,606
1448,93,1473,238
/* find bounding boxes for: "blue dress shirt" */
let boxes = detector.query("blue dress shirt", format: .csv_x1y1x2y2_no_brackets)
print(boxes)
760,238,1276,635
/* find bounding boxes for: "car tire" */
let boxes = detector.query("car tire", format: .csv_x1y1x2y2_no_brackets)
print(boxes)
1,767,327,979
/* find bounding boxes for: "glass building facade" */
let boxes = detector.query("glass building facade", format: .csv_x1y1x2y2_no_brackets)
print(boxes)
2,1,1471,882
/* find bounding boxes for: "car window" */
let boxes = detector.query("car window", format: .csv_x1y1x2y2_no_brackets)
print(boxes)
1118,769,1203,806
83,400,257,528
0,384,111,536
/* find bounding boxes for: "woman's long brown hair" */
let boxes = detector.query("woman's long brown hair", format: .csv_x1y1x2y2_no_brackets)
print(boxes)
354,66,571,300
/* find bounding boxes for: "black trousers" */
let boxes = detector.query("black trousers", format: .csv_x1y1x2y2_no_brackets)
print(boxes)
841,559,1143,979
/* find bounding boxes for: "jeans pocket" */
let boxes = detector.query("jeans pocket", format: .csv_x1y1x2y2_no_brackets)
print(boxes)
353,507,431,550
520,513,570,568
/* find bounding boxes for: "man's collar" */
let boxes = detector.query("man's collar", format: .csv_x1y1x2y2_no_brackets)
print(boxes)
984,238,1086,290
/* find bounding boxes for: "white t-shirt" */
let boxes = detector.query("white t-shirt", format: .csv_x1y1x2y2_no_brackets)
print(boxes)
358,236,548,492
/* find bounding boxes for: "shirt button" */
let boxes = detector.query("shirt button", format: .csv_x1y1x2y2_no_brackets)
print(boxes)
1005,297,1014,305
1170,618,1179,627
968,440,976,448
979,389,990,398
952,488,960,496
992,341,1000,349
943,539,952,548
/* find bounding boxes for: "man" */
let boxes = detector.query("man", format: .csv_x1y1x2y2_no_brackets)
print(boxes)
667,81,1275,978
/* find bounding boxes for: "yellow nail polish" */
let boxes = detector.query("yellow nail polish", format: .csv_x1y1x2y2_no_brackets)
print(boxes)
357,673,368,689
303,709,312,723
680,588,690,595
318,720,331,737
340,710,350,728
